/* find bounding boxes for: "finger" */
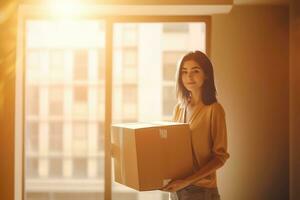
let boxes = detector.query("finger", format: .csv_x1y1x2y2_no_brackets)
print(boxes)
163,186,171,191
161,185,170,191
162,185,173,191
163,183,173,189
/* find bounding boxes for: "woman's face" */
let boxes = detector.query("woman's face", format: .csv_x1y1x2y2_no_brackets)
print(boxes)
181,60,205,92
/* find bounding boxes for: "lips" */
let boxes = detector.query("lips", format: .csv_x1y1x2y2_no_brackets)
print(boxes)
187,82,196,84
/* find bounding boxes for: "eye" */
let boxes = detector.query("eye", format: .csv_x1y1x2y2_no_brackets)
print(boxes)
181,71,187,74
193,69,201,73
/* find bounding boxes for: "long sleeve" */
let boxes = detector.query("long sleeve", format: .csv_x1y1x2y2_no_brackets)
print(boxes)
171,102,229,188
210,103,230,165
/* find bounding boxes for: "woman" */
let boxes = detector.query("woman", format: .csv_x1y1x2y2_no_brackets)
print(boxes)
162,51,230,200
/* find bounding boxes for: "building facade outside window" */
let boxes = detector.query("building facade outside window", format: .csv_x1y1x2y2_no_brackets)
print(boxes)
24,20,206,200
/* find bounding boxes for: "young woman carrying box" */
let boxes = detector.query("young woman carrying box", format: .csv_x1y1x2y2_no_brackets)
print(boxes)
162,51,230,200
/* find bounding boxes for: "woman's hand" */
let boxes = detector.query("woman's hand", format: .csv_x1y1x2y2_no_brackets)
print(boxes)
161,179,191,192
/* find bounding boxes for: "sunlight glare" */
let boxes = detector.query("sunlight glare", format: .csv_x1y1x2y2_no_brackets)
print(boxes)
47,0,85,17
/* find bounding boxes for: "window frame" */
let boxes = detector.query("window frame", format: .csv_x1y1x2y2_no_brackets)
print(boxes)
15,6,211,200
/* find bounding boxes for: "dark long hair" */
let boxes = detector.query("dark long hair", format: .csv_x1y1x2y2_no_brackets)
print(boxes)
175,50,217,105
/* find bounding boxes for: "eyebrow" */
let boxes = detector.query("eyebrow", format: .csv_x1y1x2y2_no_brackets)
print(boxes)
182,66,201,70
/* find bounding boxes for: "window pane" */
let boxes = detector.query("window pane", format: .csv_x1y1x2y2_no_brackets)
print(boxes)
27,122,39,152
26,50,43,82
73,86,88,116
27,51,41,70
49,86,63,116
73,158,87,178
49,122,63,153
49,50,65,81
123,48,137,68
26,193,49,200
122,24,138,46
52,193,101,200
26,86,39,115
24,19,205,200
49,158,62,177
163,51,186,81
25,20,105,200
163,23,189,33
98,49,105,80
98,122,104,152
97,158,104,179
26,158,39,178
74,50,88,80
122,84,137,104
163,86,177,116
72,122,87,156
112,22,205,200
74,86,87,103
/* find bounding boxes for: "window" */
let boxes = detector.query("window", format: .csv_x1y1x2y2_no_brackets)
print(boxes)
26,86,39,116
26,157,39,178
98,49,105,80
49,50,65,81
123,48,137,68
49,122,63,153
112,22,206,199
23,18,207,200
49,158,62,177
48,86,63,116
73,86,88,116
27,122,39,153
163,23,189,33
122,24,138,46
96,158,104,179
74,86,87,103
122,84,137,104
163,85,177,116
27,51,41,70
26,192,48,200
163,51,186,81
72,122,88,156
73,158,87,178
26,50,42,82
162,51,187,117
74,50,88,81
98,122,104,152
24,20,106,200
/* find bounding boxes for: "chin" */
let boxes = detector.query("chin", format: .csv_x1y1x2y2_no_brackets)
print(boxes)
185,86,201,91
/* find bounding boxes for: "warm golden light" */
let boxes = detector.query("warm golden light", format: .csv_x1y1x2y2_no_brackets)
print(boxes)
47,0,85,17
26,20,104,49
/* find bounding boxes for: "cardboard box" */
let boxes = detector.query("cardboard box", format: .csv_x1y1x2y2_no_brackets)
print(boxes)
111,121,194,191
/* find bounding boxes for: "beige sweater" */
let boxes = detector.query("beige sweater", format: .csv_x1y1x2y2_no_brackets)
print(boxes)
172,102,230,188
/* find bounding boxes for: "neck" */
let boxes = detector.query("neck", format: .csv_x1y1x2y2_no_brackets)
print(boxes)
189,89,203,106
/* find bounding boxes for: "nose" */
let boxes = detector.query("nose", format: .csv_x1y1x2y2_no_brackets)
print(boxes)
187,72,193,79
